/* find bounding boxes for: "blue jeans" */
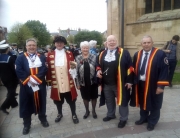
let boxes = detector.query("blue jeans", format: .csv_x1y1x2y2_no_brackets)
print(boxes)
168,59,177,84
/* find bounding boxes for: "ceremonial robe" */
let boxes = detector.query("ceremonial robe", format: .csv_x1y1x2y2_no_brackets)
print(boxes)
97,47,134,106
130,47,169,111
46,50,77,101
15,53,47,118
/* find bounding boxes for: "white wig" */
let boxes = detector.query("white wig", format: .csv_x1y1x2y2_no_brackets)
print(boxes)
80,41,90,48
89,40,97,48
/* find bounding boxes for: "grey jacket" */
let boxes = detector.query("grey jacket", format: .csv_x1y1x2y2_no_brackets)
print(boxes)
162,41,180,60
75,54,96,86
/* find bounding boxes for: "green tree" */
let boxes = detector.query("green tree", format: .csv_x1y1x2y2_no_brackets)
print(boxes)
67,35,74,44
25,20,51,47
8,23,33,47
74,30,103,46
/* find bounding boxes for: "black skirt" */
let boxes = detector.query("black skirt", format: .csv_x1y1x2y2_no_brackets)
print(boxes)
80,61,98,101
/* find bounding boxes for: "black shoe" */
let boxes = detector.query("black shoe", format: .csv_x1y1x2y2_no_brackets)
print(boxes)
118,120,127,128
92,111,97,119
83,111,90,119
15,93,18,96
22,126,30,135
135,119,148,125
0,107,9,115
55,114,63,123
72,115,79,124
41,121,49,127
103,116,116,122
147,123,154,131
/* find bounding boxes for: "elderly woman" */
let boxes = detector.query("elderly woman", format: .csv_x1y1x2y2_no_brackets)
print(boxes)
76,41,98,119
89,40,98,55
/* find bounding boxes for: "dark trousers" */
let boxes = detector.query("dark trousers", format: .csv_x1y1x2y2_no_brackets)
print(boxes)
168,59,177,84
23,114,47,127
140,108,160,125
138,81,160,125
54,92,76,116
1,81,18,109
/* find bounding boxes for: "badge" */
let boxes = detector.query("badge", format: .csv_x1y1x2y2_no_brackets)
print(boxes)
49,55,54,58
164,57,169,65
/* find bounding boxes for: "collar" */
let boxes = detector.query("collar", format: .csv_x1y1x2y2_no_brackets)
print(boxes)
142,49,151,55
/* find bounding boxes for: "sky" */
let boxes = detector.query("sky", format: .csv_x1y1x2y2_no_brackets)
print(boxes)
0,0,107,33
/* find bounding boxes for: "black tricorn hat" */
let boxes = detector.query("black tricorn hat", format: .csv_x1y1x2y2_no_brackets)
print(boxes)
53,35,67,45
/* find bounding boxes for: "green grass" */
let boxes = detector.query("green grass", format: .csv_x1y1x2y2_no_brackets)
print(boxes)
172,72,180,84
172,60,180,84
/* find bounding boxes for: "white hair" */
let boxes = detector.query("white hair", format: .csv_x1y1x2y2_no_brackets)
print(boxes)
89,40,97,48
46,45,51,49
80,41,90,48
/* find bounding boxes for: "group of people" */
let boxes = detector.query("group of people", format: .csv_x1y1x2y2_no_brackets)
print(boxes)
0,34,179,135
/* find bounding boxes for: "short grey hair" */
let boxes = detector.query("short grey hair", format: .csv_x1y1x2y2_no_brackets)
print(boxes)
46,45,51,49
26,38,37,45
89,40,97,48
141,35,153,42
80,41,90,48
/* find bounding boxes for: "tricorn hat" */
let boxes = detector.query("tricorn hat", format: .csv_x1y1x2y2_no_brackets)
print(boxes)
53,35,67,45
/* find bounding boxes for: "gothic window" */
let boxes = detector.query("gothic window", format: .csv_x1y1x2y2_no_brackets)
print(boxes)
154,0,161,12
174,0,180,9
145,0,180,14
164,0,171,11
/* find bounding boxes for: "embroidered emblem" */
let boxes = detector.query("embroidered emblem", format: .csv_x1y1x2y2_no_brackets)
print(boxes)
164,57,169,65
49,55,54,58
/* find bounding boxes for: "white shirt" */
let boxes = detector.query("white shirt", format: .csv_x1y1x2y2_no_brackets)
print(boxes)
104,49,117,62
139,50,151,81
55,48,65,66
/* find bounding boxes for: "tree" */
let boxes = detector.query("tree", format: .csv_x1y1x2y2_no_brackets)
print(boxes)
25,20,51,47
8,23,33,47
74,31,103,47
66,35,74,44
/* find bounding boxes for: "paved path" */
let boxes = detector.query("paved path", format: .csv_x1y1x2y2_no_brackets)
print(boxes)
0,85,180,138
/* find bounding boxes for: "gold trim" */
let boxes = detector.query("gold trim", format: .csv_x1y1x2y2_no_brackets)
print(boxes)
52,81,57,84
70,80,73,83
70,84,74,88
50,60,55,64
51,71,55,74
51,65,55,68
49,55,54,58
53,85,58,88
52,75,56,78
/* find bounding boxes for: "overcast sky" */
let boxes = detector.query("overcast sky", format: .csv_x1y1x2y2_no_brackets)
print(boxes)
0,0,107,33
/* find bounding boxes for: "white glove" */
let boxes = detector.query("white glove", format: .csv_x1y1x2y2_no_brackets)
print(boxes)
69,68,77,79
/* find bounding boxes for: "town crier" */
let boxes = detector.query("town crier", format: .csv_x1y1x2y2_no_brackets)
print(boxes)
46,35,79,124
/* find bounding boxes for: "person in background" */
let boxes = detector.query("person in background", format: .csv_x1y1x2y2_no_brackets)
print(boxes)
161,35,180,87
76,41,98,119
46,35,79,124
46,45,52,53
15,38,49,135
97,35,133,128
131,35,169,131
18,47,24,55
99,41,108,53
69,45,74,53
0,42,19,114
89,40,98,55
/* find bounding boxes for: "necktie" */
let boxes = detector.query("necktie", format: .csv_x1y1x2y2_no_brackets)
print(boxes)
140,53,148,75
